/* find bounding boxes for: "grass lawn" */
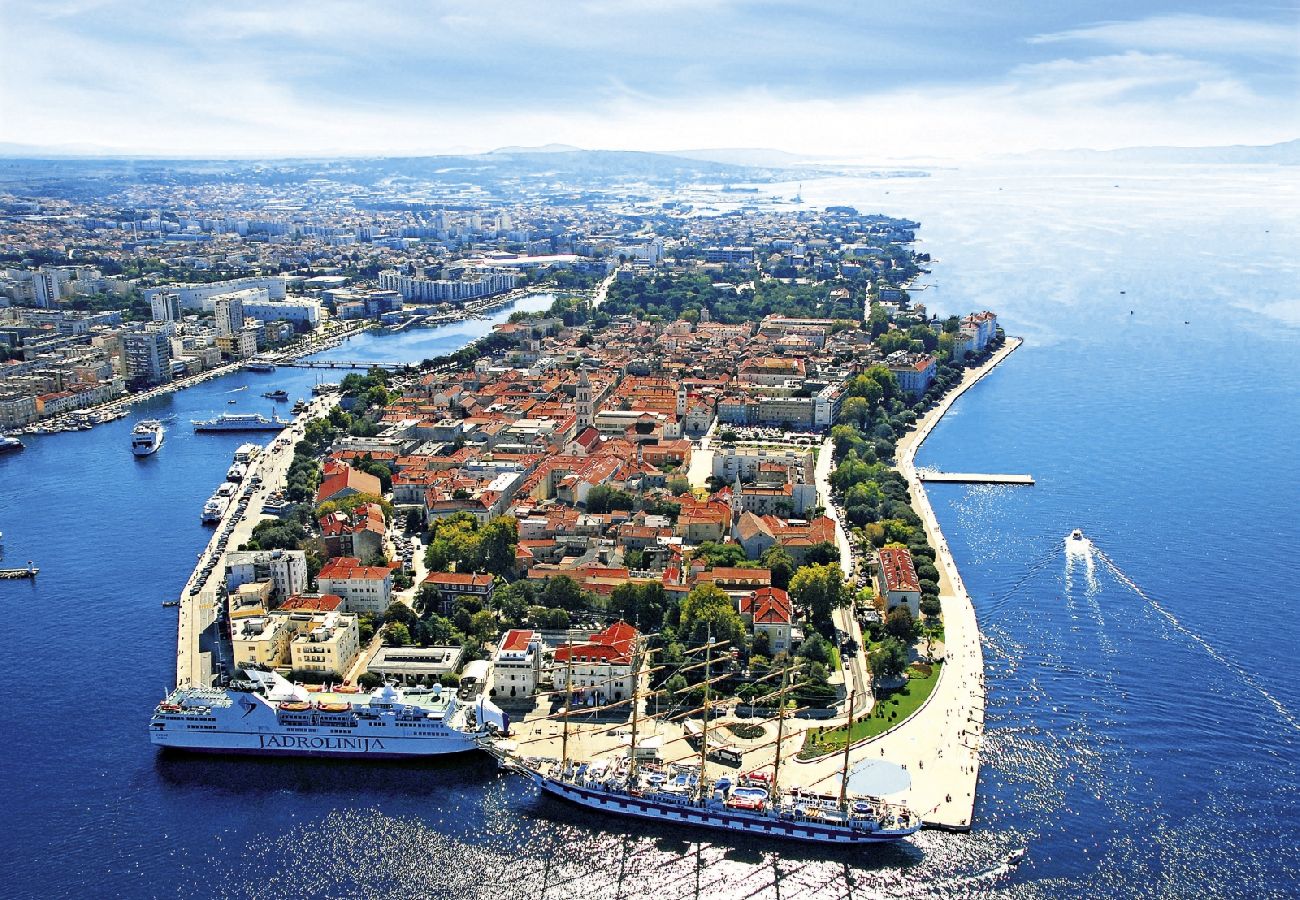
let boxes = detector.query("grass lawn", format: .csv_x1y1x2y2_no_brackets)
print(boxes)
828,645,841,671
796,661,943,759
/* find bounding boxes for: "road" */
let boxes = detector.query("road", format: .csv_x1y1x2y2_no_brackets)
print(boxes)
175,393,337,687
815,434,871,715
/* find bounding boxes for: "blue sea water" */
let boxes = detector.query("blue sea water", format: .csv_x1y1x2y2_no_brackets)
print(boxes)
1,167,1298,898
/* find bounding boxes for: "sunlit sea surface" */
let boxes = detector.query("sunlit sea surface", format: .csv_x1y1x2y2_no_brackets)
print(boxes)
1,165,1297,898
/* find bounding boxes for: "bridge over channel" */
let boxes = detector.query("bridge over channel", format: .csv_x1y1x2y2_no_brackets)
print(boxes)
268,359,414,372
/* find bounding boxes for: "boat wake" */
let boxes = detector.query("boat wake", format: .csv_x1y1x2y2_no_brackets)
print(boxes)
1090,541,1300,734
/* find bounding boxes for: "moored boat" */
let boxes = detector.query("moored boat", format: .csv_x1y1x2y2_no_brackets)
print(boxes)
150,670,508,758
489,640,921,846
193,413,292,432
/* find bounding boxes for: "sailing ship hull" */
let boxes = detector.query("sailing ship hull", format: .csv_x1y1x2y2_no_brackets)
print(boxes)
530,773,918,845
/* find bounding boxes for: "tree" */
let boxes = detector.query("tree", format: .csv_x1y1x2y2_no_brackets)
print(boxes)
384,622,412,646
885,607,919,646
788,563,848,631
760,545,795,590
476,516,518,576
868,637,908,684
804,541,840,567
539,576,591,613
679,583,747,649
585,485,636,513
695,540,749,568
920,596,942,619
609,581,669,632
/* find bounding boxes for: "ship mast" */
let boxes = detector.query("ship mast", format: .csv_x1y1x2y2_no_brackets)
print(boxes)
561,631,575,768
627,636,643,781
839,689,856,808
771,660,789,796
696,634,712,799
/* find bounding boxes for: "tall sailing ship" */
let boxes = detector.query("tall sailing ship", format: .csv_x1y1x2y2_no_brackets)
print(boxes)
489,639,921,846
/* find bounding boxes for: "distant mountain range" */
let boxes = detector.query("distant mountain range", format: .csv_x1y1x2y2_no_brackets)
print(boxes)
1013,139,1300,165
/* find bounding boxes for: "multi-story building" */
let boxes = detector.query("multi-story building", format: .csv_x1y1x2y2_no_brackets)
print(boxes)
552,621,641,705
316,557,394,615
886,352,937,399
214,292,248,337
421,571,494,614
877,546,921,618
289,608,361,675
149,293,181,324
225,549,309,602
490,628,543,701
378,268,519,304
143,276,287,312
122,327,174,385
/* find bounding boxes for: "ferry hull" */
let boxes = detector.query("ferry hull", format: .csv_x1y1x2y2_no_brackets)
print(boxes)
151,728,481,759
532,775,917,846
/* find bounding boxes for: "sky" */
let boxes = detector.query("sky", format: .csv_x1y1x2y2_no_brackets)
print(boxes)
1,1,1296,159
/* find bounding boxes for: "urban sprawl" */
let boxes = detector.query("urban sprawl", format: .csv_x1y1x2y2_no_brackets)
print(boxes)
1,164,1002,828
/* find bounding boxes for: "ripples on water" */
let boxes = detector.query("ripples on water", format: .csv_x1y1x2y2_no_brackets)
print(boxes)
3,170,1299,898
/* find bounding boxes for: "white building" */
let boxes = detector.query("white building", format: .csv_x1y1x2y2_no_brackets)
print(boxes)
491,629,543,701
149,292,182,323
241,296,321,330
225,549,309,602
316,556,394,616
378,268,519,303
143,276,287,312
551,622,641,704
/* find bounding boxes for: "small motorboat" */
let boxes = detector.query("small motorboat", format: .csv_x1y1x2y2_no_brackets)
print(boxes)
1069,529,1084,542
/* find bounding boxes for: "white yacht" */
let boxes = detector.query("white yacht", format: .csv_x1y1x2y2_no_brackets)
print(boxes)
200,494,229,524
130,420,165,456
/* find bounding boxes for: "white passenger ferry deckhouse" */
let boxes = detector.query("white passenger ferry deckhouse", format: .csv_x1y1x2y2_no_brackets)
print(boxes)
151,670,508,758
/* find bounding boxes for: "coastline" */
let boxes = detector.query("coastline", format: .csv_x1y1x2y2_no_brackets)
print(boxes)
22,320,375,436
888,335,1022,829
793,338,1021,831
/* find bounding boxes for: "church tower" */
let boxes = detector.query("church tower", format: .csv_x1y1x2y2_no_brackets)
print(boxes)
577,370,593,431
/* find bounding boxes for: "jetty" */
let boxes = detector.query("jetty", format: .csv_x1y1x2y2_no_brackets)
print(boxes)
0,565,38,580
918,470,1034,485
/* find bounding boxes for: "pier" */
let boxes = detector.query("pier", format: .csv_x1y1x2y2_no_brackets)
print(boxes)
918,470,1034,485
0,566,39,580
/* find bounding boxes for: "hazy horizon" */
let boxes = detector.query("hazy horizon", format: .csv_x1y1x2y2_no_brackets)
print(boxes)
2,3,1296,160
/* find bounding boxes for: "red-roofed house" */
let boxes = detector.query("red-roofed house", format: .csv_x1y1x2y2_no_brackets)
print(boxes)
316,463,384,505
491,628,543,700
738,587,795,654
877,547,921,617
319,502,386,560
422,571,495,614
317,557,394,615
279,593,345,612
552,621,641,703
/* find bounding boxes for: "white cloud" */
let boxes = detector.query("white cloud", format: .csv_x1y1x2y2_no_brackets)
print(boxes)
1029,14,1300,57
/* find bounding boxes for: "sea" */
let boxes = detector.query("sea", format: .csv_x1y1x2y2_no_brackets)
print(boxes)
1,165,1297,899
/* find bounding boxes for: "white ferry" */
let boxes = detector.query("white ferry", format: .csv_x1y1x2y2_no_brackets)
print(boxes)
151,670,508,758
0,434,24,453
200,494,229,524
226,462,247,482
192,413,292,433
131,420,165,456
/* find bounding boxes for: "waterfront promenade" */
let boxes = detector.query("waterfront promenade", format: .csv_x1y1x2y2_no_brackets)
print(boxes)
877,336,1022,828
174,394,335,688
